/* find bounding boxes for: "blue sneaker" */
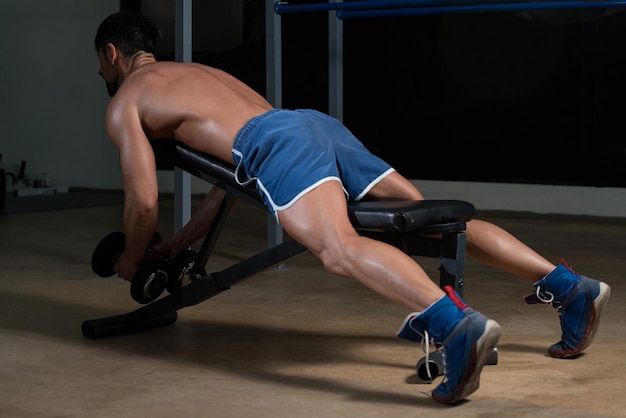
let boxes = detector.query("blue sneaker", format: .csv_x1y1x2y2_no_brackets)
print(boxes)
398,286,501,404
524,261,611,358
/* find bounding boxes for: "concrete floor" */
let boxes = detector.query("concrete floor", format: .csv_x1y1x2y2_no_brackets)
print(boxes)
1,196,625,417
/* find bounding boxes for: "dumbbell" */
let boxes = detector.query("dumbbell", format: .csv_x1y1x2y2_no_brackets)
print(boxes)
166,249,204,293
130,257,170,304
415,347,499,383
91,231,126,278
415,350,444,383
91,231,169,304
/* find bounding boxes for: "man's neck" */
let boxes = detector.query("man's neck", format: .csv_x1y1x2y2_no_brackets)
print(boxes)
127,51,156,73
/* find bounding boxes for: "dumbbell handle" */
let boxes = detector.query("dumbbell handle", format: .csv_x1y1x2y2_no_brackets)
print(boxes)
91,231,162,278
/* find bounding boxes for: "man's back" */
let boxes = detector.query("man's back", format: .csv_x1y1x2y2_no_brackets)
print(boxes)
109,60,273,163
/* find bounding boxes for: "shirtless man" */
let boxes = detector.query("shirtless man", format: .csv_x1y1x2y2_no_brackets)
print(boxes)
94,11,609,405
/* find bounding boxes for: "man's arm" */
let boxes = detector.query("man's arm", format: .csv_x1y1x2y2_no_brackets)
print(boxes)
106,103,160,281
151,186,232,261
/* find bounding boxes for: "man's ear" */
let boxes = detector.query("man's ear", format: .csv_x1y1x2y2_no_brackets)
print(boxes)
105,43,119,65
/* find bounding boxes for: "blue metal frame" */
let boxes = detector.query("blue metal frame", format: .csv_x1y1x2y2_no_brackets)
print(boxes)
275,0,626,18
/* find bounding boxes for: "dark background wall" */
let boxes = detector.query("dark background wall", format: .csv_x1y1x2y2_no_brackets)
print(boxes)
341,11,626,188
136,1,626,188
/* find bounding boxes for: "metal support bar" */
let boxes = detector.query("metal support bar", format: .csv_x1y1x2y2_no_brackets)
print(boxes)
174,0,193,231
192,195,238,274
338,1,626,18
438,232,467,296
275,0,626,15
328,0,343,122
265,0,284,248
275,0,446,14
81,238,308,339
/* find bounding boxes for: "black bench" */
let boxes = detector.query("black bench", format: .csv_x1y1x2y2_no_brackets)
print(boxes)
81,140,475,339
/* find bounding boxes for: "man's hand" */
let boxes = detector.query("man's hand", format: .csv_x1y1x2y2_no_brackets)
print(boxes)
113,252,140,282
149,238,177,261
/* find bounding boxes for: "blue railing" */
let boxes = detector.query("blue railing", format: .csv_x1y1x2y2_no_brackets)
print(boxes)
274,0,626,18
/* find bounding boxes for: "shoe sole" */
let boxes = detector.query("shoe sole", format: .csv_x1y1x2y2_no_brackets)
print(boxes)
433,319,502,404
551,281,611,358
583,281,611,351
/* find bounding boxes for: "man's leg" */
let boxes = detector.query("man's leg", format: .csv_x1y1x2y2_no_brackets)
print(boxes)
462,219,610,357
277,180,501,404
465,219,556,282
368,173,610,358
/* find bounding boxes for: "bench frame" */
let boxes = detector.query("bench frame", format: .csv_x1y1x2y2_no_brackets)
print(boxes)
81,140,474,339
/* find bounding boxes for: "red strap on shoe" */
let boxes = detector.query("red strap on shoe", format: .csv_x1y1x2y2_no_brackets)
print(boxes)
444,285,468,310
558,258,576,274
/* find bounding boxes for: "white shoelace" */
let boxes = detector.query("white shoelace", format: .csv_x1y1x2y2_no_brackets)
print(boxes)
419,330,436,397
408,319,443,396
534,286,555,304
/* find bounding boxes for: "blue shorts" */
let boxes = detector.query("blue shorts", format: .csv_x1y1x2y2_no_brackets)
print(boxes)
232,109,395,219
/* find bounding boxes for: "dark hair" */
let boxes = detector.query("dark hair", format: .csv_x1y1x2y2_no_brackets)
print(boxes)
94,11,161,55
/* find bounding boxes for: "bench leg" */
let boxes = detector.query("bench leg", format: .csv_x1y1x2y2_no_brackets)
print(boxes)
438,231,467,297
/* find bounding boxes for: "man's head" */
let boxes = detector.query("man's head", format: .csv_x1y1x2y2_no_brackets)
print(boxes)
95,11,160,57
94,11,161,97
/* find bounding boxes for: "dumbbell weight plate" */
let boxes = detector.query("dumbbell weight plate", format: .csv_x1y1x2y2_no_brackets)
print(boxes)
91,231,126,277
166,249,199,293
130,258,170,304
416,350,444,383
91,231,162,278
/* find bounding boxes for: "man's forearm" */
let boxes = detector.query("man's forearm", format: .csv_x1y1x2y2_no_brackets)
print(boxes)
123,200,159,264
156,186,231,260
